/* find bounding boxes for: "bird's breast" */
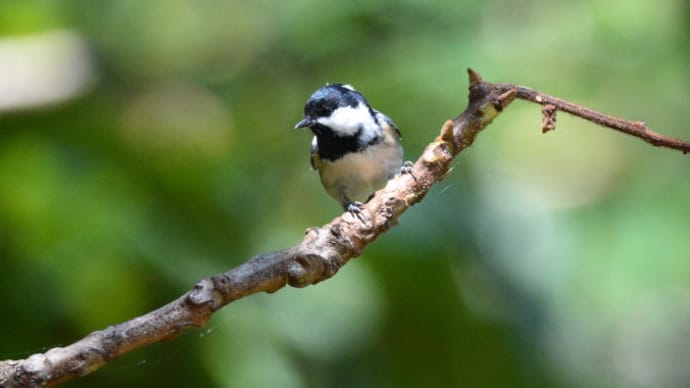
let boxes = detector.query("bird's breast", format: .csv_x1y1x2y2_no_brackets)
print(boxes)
316,139,403,205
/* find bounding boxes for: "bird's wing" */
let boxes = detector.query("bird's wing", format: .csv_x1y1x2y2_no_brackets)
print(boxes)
374,110,401,139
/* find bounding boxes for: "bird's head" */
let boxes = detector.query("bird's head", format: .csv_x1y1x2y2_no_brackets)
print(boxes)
295,84,379,138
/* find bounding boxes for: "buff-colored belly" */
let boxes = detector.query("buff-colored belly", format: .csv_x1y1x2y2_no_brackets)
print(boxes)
318,141,402,205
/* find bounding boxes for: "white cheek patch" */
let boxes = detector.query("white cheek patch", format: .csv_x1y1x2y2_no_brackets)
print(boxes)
316,103,380,141
342,84,355,91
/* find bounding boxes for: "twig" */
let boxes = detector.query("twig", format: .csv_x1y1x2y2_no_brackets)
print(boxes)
495,83,690,153
0,69,687,388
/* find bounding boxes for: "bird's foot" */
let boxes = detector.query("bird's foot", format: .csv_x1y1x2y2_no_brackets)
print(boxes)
345,201,370,225
400,160,415,179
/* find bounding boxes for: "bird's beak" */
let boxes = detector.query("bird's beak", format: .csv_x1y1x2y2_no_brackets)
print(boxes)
294,117,313,129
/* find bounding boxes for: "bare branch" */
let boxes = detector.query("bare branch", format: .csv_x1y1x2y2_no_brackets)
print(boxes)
495,83,690,153
1,69,687,388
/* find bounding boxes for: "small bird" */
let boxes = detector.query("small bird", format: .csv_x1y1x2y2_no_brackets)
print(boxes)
295,84,404,213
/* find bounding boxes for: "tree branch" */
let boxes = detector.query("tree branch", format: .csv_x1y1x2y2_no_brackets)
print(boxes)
1,69,687,387
494,83,690,153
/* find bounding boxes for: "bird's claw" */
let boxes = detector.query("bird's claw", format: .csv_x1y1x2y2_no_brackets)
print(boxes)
345,201,370,225
400,160,415,179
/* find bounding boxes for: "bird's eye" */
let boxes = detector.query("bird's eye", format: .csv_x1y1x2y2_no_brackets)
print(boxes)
317,106,331,117
316,102,335,117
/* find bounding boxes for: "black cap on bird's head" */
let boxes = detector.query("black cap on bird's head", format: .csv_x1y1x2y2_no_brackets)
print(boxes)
294,84,370,130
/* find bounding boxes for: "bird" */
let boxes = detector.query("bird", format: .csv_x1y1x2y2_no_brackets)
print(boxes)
295,83,406,213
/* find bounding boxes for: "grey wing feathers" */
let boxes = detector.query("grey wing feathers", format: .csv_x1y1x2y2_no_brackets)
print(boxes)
374,110,401,139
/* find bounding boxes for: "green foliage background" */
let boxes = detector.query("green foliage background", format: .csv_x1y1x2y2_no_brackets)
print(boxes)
1,1,688,387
